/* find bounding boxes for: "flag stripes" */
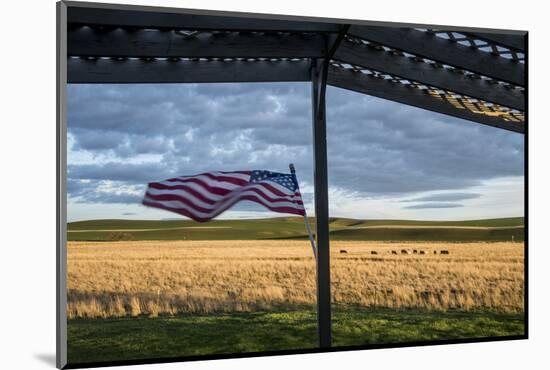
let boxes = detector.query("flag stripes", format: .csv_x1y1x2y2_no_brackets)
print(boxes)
142,170,305,222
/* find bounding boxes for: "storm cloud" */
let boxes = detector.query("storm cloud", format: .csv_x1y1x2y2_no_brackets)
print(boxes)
67,83,524,211
68,178,144,204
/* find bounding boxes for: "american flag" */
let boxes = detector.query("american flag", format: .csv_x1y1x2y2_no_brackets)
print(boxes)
142,170,305,222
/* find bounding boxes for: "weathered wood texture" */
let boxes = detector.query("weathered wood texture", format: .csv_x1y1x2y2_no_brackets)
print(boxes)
68,58,311,83
67,7,340,33
348,26,525,86
334,41,524,110
327,66,524,133
68,27,326,58
311,60,332,348
465,32,526,51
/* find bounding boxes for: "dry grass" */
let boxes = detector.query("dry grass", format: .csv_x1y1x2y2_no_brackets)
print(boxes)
67,240,524,319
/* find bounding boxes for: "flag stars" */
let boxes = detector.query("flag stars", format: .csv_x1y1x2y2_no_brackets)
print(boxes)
250,170,298,191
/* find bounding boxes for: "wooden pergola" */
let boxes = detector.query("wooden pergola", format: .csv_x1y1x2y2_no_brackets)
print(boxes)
57,0,526,364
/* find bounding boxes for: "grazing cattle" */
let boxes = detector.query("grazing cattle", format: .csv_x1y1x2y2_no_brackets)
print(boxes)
401,249,408,255
391,250,398,255
434,251,437,254
413,249,418,254
371,251,378,255
340,249,348,254
419,250,426,255
440,250,449,255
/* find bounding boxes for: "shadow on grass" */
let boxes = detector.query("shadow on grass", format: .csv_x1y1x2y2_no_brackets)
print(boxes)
67,308,524,365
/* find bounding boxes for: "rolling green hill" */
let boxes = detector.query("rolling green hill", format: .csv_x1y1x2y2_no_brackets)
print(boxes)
67,217,524,242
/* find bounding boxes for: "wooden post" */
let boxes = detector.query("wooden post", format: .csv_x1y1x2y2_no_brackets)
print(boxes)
311,58,332,348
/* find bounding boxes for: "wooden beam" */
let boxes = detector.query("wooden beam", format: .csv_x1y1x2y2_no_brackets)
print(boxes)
67,58,310,83
311,59,332,348
67,6,340,33
326,25,351,59
327,66,524,133
348,26,525,86
68,27,326,58
334,41,524,110
464,31,526,52
319,25,351,113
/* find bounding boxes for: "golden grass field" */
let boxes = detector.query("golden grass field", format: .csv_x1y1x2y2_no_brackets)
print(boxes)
67,240,524,319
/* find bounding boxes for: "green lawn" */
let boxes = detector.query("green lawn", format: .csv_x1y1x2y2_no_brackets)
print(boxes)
67,308,525,365
67,217,525,242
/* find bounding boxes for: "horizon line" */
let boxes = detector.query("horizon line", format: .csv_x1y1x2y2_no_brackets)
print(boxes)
68,215,525,223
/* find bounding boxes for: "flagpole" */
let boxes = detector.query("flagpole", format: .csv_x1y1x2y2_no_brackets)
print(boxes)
289,164,317,259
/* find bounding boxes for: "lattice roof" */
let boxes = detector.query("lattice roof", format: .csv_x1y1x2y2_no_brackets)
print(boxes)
64,2,526,133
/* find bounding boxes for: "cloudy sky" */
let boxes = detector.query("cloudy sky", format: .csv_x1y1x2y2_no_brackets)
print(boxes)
67,83,524,222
